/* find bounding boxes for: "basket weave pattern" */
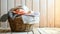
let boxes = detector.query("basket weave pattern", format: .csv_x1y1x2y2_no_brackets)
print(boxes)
8,16,33,32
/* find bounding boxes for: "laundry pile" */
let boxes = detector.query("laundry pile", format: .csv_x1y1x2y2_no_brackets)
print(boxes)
8,5,40,24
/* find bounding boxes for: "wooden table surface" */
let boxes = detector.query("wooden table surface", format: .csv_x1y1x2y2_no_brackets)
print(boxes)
0,28,60,34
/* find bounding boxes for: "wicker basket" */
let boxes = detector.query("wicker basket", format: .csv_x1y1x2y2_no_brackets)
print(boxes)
8,16,33,32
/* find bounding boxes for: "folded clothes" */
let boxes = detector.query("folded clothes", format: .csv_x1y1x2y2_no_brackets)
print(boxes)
22,11,40,24
8,5,40,24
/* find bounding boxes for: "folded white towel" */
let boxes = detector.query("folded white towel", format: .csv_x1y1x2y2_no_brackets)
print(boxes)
22,11,40,24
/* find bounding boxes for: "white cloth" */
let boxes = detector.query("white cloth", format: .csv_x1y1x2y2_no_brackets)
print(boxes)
22,11,40,24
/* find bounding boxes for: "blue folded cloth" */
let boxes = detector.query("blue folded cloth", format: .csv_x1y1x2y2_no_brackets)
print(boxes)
22,11,40,24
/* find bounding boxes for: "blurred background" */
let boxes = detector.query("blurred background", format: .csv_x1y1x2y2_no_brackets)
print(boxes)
0,0,60,29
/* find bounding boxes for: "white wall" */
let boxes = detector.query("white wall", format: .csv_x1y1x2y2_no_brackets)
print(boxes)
1,0,60,28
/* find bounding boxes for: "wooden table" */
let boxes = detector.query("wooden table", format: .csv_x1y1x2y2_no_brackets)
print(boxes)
0,28,60,34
